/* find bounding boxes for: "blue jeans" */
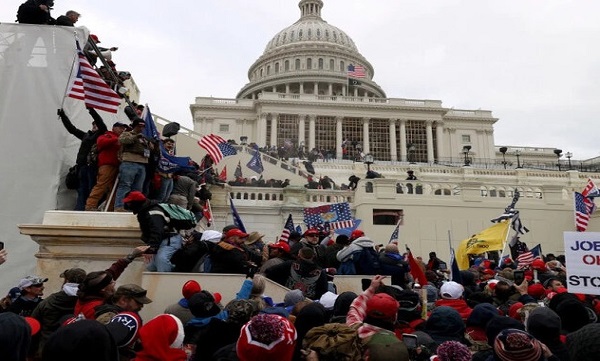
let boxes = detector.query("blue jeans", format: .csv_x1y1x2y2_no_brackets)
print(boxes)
76,164,97,211
146,234,182,272
155,177,173,203
114,162,146,209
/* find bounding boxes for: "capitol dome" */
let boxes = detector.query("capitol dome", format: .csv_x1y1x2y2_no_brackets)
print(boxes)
237,0,386,99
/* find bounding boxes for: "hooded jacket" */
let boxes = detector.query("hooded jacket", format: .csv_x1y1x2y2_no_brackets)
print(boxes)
527,307,570,361
435,298,473,320
336,236,376,262
424,306,467,349
31,284,79,353
0,313,31,361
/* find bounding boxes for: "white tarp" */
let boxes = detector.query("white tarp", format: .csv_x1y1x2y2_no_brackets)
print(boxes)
564,231,600,295
0,23,127,292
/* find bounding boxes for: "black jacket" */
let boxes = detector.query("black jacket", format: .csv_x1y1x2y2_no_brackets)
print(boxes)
59,108,107,166
135,201,170,247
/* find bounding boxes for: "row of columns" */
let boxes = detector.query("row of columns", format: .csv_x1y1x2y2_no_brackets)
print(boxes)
252,81,367,100
258,114,443,162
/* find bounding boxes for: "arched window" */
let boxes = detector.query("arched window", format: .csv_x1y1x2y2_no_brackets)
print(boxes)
307,58,312,69
275,62,279,73
318,58,324,69
266,65,271,75
299,29,303,39
329,59,334,70
260,68,263,77
284,60,289,71
340,61,345,72
295,58,301,70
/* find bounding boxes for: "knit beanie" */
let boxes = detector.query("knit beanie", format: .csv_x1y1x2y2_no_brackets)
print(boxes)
566,323,600,361
493,329,543,361
236,314,297,361
436,340,471,361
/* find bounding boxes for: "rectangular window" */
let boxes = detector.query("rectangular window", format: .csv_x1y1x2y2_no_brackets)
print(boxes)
219,124,229,133
372,209,404,225
462,134,471,143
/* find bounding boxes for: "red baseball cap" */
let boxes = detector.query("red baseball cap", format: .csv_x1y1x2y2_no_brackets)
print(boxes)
350,229,365,240
303,228,319,237
269,241,291,253
122,191,146,203
225,228,249,239
25,317,40,336
531,259,546,271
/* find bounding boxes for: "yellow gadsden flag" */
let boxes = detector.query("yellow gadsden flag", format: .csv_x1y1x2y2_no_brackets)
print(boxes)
456,221,510,270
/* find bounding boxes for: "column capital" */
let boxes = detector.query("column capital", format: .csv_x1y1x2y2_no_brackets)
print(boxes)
259,113,268,118
335,116,343,122
362,117,370,124
398,118,407,124
308,114,317,121
435,120,444,127
271,112,279,118
298,114,307,119
425,119,434,126
389,118,398,125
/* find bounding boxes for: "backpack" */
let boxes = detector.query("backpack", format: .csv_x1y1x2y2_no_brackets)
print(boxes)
303,323,363,361
157,203,197,231
340,247,381,275
87,143,99,166
338,257,357,275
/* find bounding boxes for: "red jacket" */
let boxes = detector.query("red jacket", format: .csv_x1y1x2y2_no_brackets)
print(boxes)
96,131,121,167
434,298,473,320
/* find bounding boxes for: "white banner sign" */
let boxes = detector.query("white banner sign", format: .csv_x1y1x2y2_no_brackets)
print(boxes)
564,232,600,295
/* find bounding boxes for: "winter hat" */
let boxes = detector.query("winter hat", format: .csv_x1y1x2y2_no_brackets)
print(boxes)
225,299,256,324
332,291,357,317
424,306,466,346
493,329,543,361
440,281,464,300
397,289,420,310
0,313,31,361
366,293,399,321
566,323,600,361
466,303,499,328
549,293,590,333
42,320,119,361
508,302,524,320
526,307,561,345
485,315,525,347
284,289,305,307
181,280,201,300
105,312,141,348
366,331,410,361
135,314,186,361
436,340,471,361
188,290,221,318
236,314,297,361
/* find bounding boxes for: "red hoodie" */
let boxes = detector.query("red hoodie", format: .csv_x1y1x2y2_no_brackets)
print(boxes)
96,131,121,167
434,298,473,320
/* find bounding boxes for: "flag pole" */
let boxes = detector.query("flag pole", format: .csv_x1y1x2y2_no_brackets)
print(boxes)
103,175,119,212
61,32,80,109
206,199,214,229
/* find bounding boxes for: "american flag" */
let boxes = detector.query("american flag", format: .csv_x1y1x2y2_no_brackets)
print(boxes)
575,191,592,232
303,202,353,230
67,41,121,113
582,178,600,198
517,244,542,268
279,214,295,243
389,224,400,244
198,134,237,163
347,64,366,78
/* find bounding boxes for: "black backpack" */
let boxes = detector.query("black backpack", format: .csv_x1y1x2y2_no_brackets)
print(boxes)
355,247,381,275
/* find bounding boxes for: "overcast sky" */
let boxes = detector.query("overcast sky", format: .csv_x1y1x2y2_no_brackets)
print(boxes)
3,0,600,159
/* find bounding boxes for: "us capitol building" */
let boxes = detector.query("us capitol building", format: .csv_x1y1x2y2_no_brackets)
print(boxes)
181,0,599,258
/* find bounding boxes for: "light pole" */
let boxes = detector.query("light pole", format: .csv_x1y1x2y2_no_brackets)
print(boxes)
566,152,573,170
499,147,508,169
515,150,522,168
462,145,471,166
363,153,374,172
553,149,562,171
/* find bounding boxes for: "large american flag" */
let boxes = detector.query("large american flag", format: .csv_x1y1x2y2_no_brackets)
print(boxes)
347,64,366,78
198,134,237,163
575,191,592,232
279,214,295,243
303,202,353,230
67,41,121,113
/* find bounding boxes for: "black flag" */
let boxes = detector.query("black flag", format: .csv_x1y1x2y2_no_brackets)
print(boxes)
348,78,361,87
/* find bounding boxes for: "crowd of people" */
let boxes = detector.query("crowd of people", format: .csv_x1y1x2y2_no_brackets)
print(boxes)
228,176,290,188
2,225,599,361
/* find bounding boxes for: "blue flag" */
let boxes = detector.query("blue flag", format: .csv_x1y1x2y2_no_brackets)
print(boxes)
229,197,246,233
450,247,463,284
295,225,303,234
234,161,243,179
246,149,264,174
334,219,362,237
142,106,195,174
530,244,542,258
